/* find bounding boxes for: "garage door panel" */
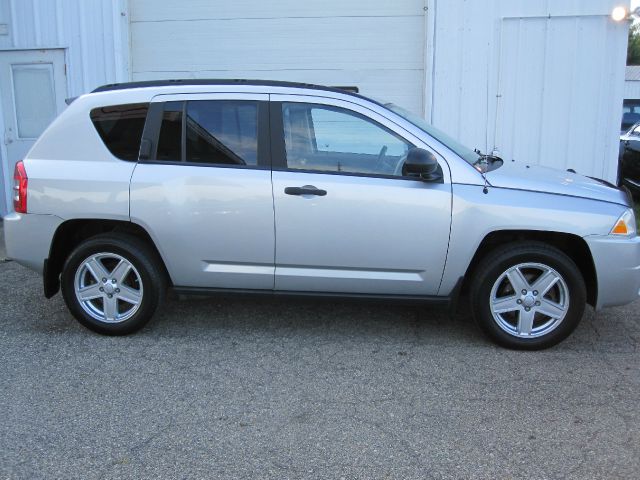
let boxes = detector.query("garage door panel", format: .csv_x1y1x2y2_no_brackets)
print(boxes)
131,17,424,72
496,16,617,179
132,69,424,114
131,0,425,22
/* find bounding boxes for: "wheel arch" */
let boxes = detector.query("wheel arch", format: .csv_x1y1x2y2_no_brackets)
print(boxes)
461,230,597,307
44,219,171,298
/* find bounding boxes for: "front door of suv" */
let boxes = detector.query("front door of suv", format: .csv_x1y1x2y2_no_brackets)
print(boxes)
270,95,452,296
130,93,275,290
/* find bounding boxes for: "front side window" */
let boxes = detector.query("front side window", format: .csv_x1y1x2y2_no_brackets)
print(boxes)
281,103,413,176
90,103,149,161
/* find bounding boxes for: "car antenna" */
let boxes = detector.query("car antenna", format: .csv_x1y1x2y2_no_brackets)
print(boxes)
475,149,490,194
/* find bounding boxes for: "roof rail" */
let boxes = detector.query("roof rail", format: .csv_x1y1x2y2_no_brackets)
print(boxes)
92,79,356,95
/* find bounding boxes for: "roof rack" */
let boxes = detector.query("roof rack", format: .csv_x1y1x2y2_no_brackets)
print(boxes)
91,79,358,96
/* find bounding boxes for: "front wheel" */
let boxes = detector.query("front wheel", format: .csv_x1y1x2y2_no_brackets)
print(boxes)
61,234,166,335
470,242,587,350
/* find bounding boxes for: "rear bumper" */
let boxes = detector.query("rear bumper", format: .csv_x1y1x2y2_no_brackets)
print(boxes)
2,212,63,274
585,234,640,309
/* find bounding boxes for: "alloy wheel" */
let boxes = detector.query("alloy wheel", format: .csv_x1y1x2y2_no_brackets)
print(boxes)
73,252,144,323
489,262,570,338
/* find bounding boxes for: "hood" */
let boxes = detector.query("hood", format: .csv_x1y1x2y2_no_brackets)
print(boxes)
485,162,631,206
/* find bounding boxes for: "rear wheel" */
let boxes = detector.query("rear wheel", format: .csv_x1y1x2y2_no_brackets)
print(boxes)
470,242,586,349
61,234,166,335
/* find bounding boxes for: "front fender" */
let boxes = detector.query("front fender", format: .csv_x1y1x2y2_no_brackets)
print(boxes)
438,185,626,295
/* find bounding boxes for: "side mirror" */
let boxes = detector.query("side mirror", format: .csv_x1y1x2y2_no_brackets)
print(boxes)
402,148,442,182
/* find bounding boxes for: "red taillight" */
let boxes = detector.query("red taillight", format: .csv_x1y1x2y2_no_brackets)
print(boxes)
13,161,27,214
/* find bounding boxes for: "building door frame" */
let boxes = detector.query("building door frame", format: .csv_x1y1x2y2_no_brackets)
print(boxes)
0,48,67,217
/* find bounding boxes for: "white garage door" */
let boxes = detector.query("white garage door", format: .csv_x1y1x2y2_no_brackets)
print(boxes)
129,0,426,114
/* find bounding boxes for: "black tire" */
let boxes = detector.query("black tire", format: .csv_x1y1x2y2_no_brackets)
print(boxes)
61,233,166,335
470,242,587,350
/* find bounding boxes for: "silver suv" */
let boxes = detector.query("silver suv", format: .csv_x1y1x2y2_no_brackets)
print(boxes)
3,80,639,349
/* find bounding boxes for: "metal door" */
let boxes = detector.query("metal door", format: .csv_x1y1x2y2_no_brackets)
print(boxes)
0,49,66,215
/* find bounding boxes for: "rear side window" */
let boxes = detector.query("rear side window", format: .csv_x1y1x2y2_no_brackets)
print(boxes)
186,101,258,165
153,100,259,166
90,103,149,161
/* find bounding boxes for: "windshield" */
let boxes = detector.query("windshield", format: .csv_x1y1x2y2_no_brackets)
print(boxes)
385,103,480,164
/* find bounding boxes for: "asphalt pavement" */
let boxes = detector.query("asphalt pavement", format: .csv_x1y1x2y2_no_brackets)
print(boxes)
1,222,639,479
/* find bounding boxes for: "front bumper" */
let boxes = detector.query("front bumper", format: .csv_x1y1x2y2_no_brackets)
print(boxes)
3,212,63,274
585,234,640,309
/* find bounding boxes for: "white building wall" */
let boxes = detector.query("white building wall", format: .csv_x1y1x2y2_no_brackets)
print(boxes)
130,0,628,184
426,0,628,183
0,0,629,216
624,80,640,99
0,0,130,216
129,0,427,115
0,0,130,97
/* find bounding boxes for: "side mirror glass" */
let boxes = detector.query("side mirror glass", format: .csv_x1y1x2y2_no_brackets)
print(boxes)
402,148,442,182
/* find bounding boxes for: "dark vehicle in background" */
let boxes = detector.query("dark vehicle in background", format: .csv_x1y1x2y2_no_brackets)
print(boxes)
620,122,640,196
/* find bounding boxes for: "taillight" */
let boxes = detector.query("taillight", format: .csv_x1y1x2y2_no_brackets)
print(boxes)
13,161,27,214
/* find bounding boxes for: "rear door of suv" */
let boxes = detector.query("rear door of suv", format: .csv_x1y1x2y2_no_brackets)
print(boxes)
129,93,275,290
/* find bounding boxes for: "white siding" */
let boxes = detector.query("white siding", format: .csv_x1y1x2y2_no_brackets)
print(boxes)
0,0,130,216
624,80,640,100
132,0,626,183
129,0,427,114
0,0,628,193
427,0,627,183
0,0,130,97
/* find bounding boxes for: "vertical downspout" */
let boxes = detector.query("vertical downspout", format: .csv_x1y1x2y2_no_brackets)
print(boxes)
424,0,437,122
114,0,132,83
492,19,504,156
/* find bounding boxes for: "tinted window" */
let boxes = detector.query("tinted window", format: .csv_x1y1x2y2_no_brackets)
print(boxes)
185,100,258,165
90,103,148,161
282,103,412,176
156,101,182,161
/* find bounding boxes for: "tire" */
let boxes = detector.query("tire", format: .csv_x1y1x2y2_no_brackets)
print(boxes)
61,233,166,335
470,242,586,350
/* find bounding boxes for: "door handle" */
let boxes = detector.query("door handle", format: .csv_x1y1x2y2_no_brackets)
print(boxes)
284,185,327,196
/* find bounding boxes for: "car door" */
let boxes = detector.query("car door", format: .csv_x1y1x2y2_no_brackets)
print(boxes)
130,93,275,290
270,95,452,296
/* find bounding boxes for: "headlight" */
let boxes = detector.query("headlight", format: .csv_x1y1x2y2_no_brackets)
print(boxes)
610,209,637,237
